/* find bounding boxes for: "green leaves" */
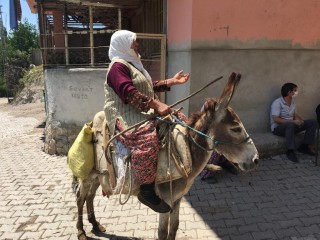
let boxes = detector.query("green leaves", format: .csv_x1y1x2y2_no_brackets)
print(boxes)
0,20,40,98
7,19,39,56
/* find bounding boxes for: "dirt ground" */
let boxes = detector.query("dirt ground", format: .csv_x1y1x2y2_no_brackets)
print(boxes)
0,97,46,122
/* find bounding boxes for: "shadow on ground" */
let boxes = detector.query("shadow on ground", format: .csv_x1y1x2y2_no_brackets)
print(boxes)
88,230,142,240
184,153,320,240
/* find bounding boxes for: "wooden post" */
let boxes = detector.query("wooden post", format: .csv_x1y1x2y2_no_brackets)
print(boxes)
118,8,122,29
37,2,46,66
64,4,69,65
89,6,94,66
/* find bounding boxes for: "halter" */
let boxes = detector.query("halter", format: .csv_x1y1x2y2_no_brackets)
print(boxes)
156,116,252,152
189,134,251,152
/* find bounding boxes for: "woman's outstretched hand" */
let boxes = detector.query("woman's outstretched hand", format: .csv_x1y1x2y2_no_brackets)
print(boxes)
167,71,190,87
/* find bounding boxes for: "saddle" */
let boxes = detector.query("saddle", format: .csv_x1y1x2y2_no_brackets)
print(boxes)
156,120,193,184
92,112,192,196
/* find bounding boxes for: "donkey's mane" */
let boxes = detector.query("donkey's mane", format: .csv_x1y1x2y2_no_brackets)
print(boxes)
202,98,219,112
184,98,220,160
186,98,218,128
186,112,202,128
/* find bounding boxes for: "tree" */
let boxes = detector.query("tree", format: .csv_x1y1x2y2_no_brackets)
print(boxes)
0,20,40,97
7,19,39,56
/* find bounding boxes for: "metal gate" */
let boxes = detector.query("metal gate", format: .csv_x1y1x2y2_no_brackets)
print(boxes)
41,31,166,81
38,1,167,98
137,33,166,82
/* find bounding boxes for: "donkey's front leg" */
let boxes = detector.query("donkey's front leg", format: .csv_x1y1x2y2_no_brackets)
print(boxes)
158,198,182,240
168,198,181,240
86,177,106,232
158,211,170,240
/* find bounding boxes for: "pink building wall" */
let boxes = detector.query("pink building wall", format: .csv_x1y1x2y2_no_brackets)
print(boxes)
167,0,193,47
166,0,320,135
168,0,320,48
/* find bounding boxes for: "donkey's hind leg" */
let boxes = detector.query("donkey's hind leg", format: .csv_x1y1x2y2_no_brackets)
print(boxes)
86,176,106,233
76,179,91,240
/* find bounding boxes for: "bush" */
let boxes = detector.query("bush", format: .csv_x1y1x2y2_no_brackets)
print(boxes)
0,77,7,97
0,20,40,99
19,65,43,85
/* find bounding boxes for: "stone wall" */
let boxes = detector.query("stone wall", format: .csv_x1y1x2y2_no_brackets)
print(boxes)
44,120,82,155
43,68,106,155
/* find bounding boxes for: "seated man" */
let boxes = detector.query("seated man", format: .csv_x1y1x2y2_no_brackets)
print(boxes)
270,82,317,163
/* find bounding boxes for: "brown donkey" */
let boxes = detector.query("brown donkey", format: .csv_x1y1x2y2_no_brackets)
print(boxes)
75,72,259,240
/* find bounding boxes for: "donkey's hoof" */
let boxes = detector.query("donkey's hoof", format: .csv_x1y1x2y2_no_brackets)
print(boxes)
92,222,106,232
77,229,87,240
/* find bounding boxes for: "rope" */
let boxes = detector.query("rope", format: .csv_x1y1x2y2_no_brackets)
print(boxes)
189,135,215,151
119,155,132,205
167,125,174,208
156,117,212,138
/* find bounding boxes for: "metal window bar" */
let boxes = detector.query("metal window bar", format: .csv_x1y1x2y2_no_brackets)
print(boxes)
40,31,166,79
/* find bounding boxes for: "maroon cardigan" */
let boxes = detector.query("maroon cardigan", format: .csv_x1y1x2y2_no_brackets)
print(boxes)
106,62,170,103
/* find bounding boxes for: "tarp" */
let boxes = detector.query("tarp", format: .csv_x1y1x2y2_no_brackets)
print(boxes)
10,0,22,30
67,123,94,180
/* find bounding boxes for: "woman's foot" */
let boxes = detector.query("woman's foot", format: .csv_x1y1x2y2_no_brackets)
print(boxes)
138,183,171,213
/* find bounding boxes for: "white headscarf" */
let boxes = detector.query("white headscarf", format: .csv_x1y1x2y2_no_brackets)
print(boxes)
108,30,152,82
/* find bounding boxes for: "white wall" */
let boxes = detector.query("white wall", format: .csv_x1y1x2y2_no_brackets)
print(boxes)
45,68,106,125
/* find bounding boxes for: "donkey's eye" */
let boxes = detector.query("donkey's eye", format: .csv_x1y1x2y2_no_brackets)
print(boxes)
231,127,242,133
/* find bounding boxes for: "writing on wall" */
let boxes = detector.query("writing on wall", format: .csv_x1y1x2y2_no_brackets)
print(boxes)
69,85,93,100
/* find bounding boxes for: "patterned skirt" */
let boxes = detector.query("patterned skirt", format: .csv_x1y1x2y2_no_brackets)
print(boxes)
116,119,159,184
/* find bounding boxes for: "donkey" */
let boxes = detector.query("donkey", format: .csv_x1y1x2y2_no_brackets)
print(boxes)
75,72,259,240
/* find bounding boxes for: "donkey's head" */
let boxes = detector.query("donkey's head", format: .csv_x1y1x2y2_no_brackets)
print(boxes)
190,72,258,171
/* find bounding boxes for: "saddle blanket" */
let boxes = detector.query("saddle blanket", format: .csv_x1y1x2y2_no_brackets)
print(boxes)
156,124,192,184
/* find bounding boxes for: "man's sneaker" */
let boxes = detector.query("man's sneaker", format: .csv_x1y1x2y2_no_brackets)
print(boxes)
286,150,299,163
298,145,316,156
138,184,171,213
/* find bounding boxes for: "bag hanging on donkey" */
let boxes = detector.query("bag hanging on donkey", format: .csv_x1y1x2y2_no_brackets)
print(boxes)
67,122,94,180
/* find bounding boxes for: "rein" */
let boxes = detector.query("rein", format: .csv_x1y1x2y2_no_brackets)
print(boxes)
189,135,251,151
157,116,251,152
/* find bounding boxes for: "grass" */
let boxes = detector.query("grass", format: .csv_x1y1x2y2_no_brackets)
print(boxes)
19,65,43,85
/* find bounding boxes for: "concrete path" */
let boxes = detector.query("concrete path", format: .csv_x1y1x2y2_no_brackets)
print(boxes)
1,105,320,240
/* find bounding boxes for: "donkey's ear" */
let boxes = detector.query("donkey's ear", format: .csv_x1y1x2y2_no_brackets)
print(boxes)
215,72,241,111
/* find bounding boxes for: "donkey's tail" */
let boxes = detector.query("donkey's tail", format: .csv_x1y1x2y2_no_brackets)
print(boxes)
71,175,80,195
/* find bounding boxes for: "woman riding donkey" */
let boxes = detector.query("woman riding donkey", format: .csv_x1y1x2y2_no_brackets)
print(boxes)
104,30,190,213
